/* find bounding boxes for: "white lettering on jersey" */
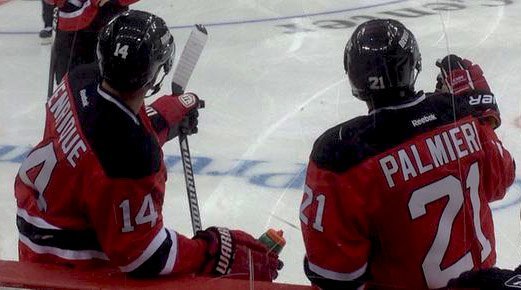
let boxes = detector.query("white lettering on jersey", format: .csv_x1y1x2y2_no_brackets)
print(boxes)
47,82,87,167
379,121,482,188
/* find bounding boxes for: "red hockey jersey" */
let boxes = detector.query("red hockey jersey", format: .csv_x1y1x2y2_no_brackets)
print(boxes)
15,66,207,277
44,0,139,31
300,92,515,289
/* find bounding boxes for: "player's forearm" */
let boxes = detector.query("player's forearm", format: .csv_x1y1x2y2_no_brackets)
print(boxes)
147,96,186,145
479,129,516,202
111,229,208,277
115,0,139,5
170,233,208,275
304,258,366,290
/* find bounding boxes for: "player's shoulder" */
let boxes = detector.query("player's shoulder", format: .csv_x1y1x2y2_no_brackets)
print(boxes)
310,91,492,173
67,63,101,92
71,81,162,179
311,116,376,173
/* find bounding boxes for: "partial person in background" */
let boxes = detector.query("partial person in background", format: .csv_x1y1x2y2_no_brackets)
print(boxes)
40,0,54,44
300,19,515,289
15,10,281,281
44,0,141,84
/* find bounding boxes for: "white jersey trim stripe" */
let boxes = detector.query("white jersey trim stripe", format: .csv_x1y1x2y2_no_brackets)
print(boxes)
308,260,368,281
159,229,178,275
68,0,82,7
120,228,167,273
58,0,92,19
97,85,140,125
19,234,108,261
17,208,60,230
369,93,427,115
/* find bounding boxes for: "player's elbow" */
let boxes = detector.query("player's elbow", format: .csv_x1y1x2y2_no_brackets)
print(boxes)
116,229,177,278
303,257,366,290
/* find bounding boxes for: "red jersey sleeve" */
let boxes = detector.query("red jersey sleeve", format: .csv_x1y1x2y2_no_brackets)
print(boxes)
85,173,164,270
84,170,207,276
300,161,370,289
477,124,516,202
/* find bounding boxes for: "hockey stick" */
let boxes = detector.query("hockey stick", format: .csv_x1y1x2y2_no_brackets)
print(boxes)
46,7,58,99
171,24,208,235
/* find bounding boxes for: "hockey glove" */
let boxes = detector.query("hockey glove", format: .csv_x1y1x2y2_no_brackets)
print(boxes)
149,92,204,138
436,55,500,129
447,265,521,289
194,227,283,281
435,54,491,96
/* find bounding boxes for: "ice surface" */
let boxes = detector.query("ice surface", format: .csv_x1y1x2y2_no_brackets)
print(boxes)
0,0,520,285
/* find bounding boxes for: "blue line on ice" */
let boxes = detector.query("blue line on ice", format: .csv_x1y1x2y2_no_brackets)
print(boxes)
0,0,408,35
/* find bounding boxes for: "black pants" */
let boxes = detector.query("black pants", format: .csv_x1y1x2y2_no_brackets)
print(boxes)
41,0,54,28
53,29,99,83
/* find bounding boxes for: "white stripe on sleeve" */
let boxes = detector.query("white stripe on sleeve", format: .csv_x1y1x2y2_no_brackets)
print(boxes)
159,229,178,275
19,234,108,261
308,260,367,281
119,228,167,273
17,208,60,230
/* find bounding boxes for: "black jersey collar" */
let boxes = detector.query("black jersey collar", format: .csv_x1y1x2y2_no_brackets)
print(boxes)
97,85,140,126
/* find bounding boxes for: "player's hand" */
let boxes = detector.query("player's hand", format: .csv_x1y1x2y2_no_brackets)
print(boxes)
435,54,491,96
447,266,521,289
195,227,283,281
148,92,204,140
44,0,65,7
171,92,204,136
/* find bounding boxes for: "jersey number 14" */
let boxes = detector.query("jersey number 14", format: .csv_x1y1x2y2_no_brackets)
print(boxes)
119,194,158,233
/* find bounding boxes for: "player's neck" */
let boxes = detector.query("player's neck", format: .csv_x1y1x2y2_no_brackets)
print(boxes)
101,81,145,114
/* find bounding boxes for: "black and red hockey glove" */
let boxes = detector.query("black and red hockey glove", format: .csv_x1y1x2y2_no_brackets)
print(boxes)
173,93,204,135
447,265,521,290
435,54,491,96
435,55,500,129
194,227,283,281
149,92,204,137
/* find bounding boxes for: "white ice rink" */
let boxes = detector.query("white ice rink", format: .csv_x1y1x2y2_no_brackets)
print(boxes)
0,0,520,285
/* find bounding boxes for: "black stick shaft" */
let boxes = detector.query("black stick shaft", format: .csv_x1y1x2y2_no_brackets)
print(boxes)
178,134,202,234
46,9,58,99
172,25,208,235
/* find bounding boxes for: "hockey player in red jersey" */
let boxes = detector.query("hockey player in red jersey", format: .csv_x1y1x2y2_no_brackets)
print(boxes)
300,19,515,290
15,10,281,281
44,0,142,83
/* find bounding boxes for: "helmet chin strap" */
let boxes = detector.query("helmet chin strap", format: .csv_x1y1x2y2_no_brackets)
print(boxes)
412,64,421,88
145,65,169,98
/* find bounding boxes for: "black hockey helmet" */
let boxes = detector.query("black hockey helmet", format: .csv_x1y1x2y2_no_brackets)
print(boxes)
97,10,175,93
344,19,421,106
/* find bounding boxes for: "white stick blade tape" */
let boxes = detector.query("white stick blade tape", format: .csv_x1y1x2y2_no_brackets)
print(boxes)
172,25,208,93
